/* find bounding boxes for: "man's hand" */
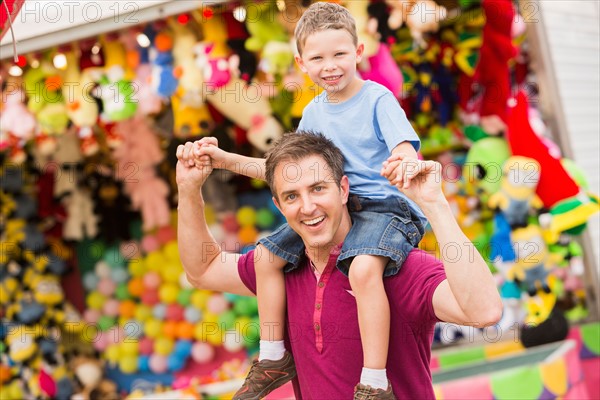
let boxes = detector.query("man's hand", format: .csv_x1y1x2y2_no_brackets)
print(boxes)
381,154,445,208
176,141,213,191
193,137,230,170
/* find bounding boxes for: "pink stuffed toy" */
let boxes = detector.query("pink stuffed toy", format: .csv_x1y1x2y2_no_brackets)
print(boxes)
112,116,170,231
0,88,37,163
358,43,403,98
473,0,516,135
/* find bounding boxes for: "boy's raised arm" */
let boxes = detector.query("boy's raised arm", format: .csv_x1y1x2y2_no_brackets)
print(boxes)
194,137,267,181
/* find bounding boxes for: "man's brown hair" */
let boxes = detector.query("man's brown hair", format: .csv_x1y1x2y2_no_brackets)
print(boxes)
294,2,358,55
265,131,345,199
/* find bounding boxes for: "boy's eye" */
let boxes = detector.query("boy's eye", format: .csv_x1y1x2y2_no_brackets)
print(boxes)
311,56,322,61
335,52,345,57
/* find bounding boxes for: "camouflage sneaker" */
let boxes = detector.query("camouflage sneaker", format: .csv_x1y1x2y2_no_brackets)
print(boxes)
232,351,297,400
353,381,396,400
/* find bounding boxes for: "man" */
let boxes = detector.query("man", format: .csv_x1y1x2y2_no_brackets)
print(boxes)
176,132,502,399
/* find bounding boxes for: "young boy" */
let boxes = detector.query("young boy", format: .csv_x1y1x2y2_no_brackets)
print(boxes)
195,3,426,398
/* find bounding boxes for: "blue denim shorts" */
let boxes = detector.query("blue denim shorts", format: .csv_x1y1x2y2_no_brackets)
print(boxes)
257,195,425,277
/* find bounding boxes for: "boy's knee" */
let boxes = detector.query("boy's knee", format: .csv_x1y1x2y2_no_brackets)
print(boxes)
254,244,286,271
348,256,386,289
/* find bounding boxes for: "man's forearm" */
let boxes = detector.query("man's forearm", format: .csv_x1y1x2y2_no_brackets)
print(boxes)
422,200,501,324
222,153,266,181
177,186,221,285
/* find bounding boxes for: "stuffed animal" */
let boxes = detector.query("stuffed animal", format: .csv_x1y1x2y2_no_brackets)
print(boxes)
0,87,37,163
132,63,163,116
205,77,283,152
51,130,83,199
488,156,544,229
150,31,179,99
244,0,289,53
358,42,403,98
127,169,171,231
63,50,101,156
71,357,119,400
462,136,511,198
386,0,447,47
62,186,99,241
511,224,552,296
23,60,70,154
473,0,516,134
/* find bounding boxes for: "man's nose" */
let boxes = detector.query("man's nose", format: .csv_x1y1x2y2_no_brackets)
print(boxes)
300,195,317,214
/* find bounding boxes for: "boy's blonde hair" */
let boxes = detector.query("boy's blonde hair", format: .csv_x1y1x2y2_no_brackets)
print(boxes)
294,2,358,55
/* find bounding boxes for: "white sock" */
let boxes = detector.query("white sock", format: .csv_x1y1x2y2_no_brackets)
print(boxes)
360,368,388,390
258,340,286,361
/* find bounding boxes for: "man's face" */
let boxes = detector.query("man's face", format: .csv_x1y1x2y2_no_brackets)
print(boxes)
272,155,350,256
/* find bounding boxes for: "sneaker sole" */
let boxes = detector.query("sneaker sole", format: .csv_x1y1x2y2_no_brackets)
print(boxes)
233,369,297,400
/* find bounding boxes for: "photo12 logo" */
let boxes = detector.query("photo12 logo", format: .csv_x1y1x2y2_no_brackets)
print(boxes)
18,1,140,24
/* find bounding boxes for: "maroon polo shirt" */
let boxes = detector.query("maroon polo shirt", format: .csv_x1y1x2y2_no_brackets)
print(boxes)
238,248,447,399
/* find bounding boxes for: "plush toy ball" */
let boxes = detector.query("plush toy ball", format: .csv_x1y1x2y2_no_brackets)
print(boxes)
120,340,140,356
221,213,239,233
191,342,215,364
234,297,258,316
95,261,112,279
84,308,101,324
159,283,179,304
174,340,193,358
152,304,167,320
184,306,202,323
154,337,174,356
143,271,162,290
141,235,161,253
119,300,137,319
104,246,125,269
103,299,121,317
105,345,120,365
134,304,152,322
163,241,180,262
144,318,163,338
98,278,117,297
176,321,195,340
149,354,168,373
166,304,185,321
236,206,257,227
93,332,109,351
86,291,106,310
127,277,145,298
98,315,117,331
256,208,275,229
207,294,230,314
83,272,100,291
238,226,259,245
139,337,154,355
141,289,160,306
191,290,211,310
120,241,140,260
138,355,151,372
218,310,237,330
157,226,176,244
168,353,186,372
223,330,245,353
111,267,129,284
162,320,179,339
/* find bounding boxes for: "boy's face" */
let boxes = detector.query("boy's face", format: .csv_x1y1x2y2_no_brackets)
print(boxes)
272,154,351,257
296,29,364,102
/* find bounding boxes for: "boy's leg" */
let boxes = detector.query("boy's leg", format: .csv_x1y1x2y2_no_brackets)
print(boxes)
348,254,391,391
254,244,287,358
233,245,297,400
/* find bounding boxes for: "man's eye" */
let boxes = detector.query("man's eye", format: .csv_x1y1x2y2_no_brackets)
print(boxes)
286,194,296,201
314,186,323,192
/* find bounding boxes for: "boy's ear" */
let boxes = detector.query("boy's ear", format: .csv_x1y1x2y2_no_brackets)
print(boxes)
355,43,364,64
295,54,307,73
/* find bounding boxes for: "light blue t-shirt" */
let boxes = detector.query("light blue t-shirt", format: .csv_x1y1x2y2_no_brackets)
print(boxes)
298,80,426,225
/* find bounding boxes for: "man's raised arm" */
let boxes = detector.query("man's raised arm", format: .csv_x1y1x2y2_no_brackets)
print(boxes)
382,155,503,327
176,142,253,296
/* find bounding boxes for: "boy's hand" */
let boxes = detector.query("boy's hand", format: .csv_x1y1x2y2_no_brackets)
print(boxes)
176,141,213,190
381,154,445,207
193,137,229,170
381,153,424,189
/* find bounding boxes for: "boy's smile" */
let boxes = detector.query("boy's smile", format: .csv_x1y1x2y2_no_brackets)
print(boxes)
296,29,364,103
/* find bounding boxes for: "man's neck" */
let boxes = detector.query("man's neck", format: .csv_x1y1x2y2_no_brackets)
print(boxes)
306,246,337,273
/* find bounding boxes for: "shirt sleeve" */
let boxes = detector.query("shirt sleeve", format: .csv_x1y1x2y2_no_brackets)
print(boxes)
238,251,257,295
374,93,421,153
398,249,446,322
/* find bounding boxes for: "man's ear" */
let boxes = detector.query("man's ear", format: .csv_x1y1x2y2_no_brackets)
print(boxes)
295,54,307,73
355,43,364,64
272,196,283,214
340,176,350,205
